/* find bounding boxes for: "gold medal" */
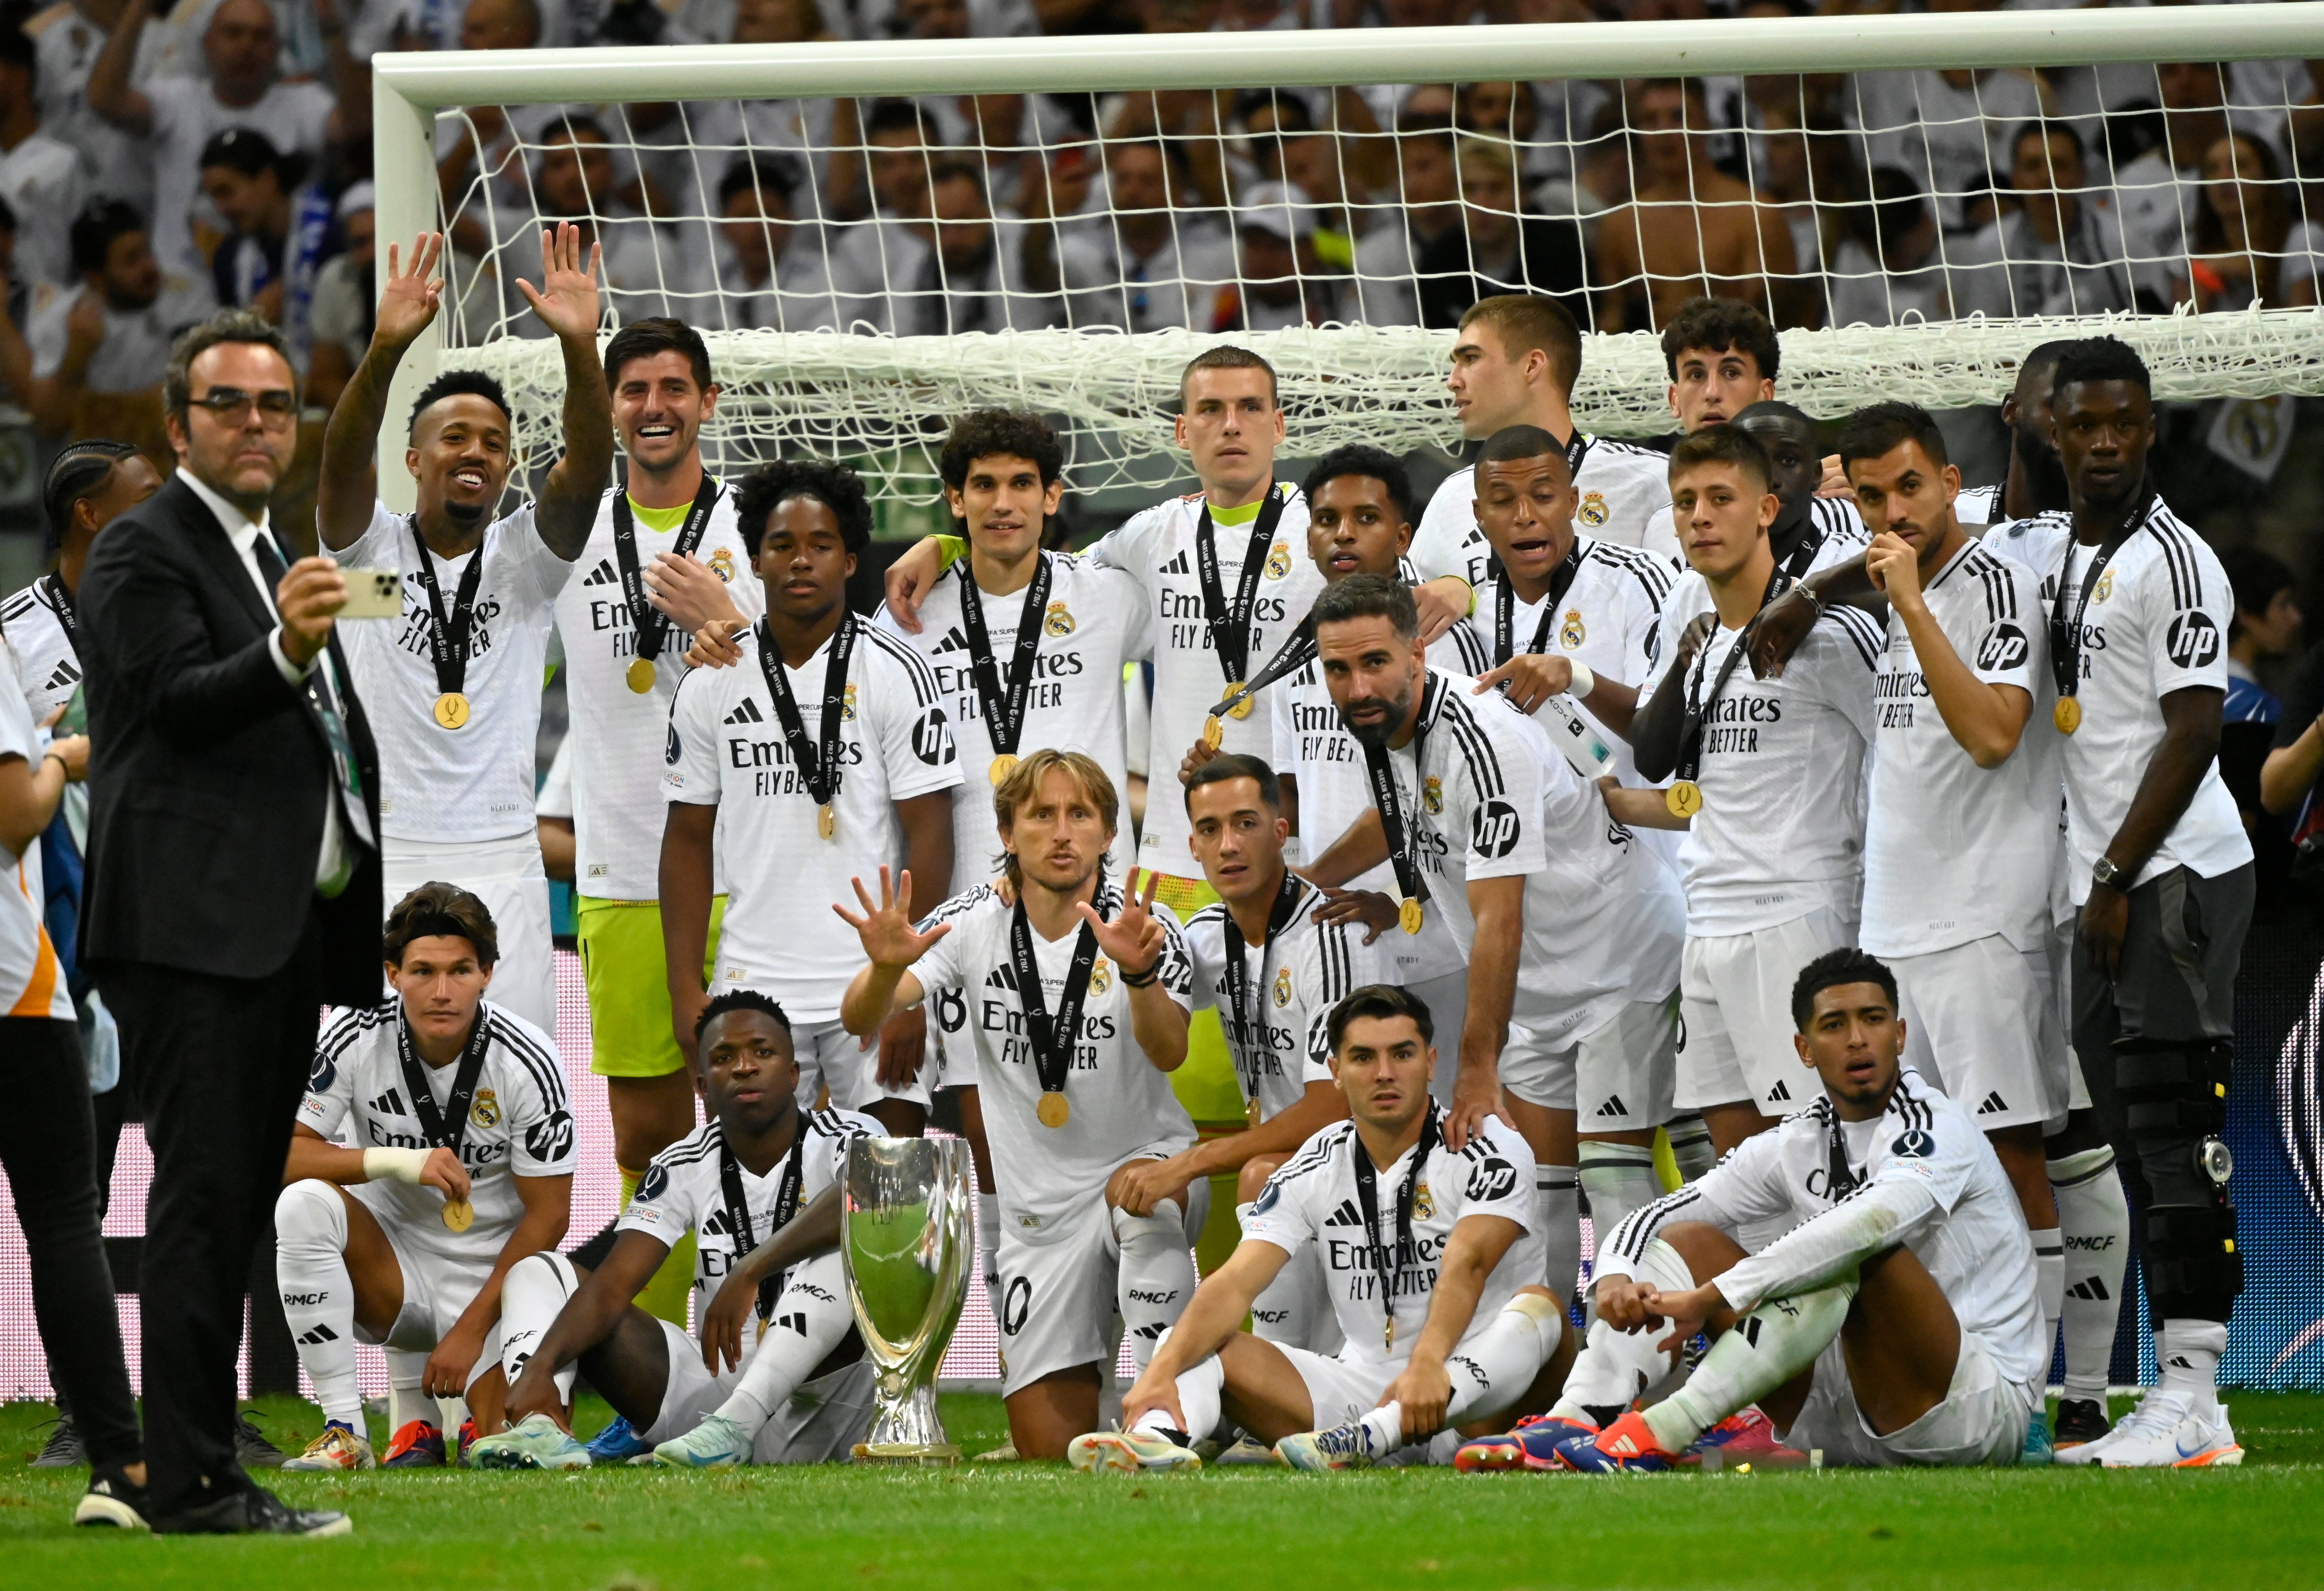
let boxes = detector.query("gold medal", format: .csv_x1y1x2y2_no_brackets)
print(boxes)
432,692,470,731
817,803,837,841
626,657,657,694
1246,1096,1263,1129
1665,780,1703,819
1224,683,1255,721
2054,697,2082,735
988,753,1020,787
1202,714,1224,744
1399,896,1423,936
441,1198,474,1233
1383,1317,1395,1350
1036,1089,1070,1128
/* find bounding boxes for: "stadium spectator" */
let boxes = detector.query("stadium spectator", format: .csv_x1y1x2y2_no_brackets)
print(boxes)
197,127,300,319
520,117,680,327
1949,122,2138,319
23,199,192,456
0,23,85,288
22,0,172,216
306,181,377,410
1825,166,1953,326
708,157,846,332
1352,110,1458,325
1060,138,1235,331
1217,179,1338,330
2218,547,2301,906
1852,48,2047,233
833,156,1064,334
2109,61,2262,284
432,0,561,261
2175,132,2311,312
1415,135,1589,328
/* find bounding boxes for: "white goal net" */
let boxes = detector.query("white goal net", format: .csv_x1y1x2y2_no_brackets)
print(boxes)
373,6,2324,505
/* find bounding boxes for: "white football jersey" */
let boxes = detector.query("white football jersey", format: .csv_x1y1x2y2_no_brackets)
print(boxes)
337,501,575,844
2031,501,2253,902
1410,437,1679,588
1084,483,1326,877
1595,1068,2046,1391
1242,1111,1544,1368
1642,574,1883,936
1954,481,2002,526
300,1000,577,1261
1182,875,1392,1121
617,1107,880,1325
552,485,763,901
0,575,80,720
875,551,1149,884
1384,670,1683,1048
1861,538,2060,957
908,881,1198,1241
664,617,965,1022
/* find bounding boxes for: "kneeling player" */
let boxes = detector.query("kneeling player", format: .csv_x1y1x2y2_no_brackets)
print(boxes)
1070,986,1570,1473
1548,950,2045,1471
276,884,576,1469
471,992,880,1469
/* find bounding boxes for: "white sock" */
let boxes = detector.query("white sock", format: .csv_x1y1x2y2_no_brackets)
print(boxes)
1241,1202,1328,1349
1577,1144,1663,1254
1131,1349,1223,1443
1537,1166,1580,1309
976,1190,1002,1310
1665,1115,1716,1182
386,1352,430,1432
274,1180,363,1427
1552,1237,1695,1422
1112,1199,1197,1375
2030,1225,2063,1395
1359,1403,1404,1456
498,1251,581,1407
1643,1279,1855,1454
715,1250,857,1432
2050,1146,2130,1403
2157,1319,2227,1408
1441,1292,1563,1428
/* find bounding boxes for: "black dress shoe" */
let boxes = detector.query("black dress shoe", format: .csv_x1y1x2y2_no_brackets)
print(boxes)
235,1410,289,1468
73,1466,148,1529
150,1485,351,1537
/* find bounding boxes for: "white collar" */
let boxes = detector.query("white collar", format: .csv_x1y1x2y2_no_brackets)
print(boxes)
175,465,270,551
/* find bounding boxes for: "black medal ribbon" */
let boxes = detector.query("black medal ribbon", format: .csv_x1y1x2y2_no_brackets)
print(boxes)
40,572,76,647
956,553,1052,759
1220,870,1305,1080
756,613,857,808
1349,1104,1442,1343
2048,499,2150,706
612,474,720,665
407,516,488,698
1194,486,1286,688
716,1121,808,1322
1490,544,1582,669
1561,428,1593,480
1208,615,1314,720
395,1009,495,1161
1360,674,1440,908
1010,892,1106,1101
1822,1108,1861,1203
1776,505,1837,582
1673,569,1790,786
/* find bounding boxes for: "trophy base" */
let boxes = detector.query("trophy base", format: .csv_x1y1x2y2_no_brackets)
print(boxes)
851,1441,963,1467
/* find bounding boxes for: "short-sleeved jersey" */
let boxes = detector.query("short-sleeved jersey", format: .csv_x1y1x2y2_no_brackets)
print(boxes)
1389,670,1683,1046
1410,438,1679,588
0,648,67,1020
1862,538,2060,956
552,485,763,901
1242,1112,1544,1369
1182,875,1390,1121
617,1108,879,1325
664,618,963,1021
336,502,575,844
0,576,79,721
875,551,1149,883
1084,483,1327,876
1954,482,2002,526
1596,1068,2045,1390
1642,574,1883,937
2020,502,2252,902
908,881,1197,1241
300,1000,576,1259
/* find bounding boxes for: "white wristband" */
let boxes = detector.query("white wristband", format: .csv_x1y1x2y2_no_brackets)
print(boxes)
363,1147,432,1184
1566,659,1596,699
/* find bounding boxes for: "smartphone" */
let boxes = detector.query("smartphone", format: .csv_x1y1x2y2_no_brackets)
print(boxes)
337,569,404,619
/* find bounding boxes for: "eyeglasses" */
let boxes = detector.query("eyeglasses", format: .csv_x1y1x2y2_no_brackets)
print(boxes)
190,387,299,427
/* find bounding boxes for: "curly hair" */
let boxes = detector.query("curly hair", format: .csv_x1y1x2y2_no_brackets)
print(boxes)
735,457,873,560
939,408,1064,495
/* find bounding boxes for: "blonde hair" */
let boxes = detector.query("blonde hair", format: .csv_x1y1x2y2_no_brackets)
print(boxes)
993,749,1119,885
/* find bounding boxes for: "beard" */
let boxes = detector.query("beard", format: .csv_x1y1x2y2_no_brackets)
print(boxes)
442,495,489,527
1339,682,1413,750
2013,426,2070,514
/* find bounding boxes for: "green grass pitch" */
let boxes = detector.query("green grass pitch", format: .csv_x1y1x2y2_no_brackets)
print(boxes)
3,1392,2321,1588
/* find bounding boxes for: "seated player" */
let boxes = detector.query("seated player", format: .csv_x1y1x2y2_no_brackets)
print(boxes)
1069,985,1570,1474
836,750,1201,1461
274,884,577,1470
469,991,880,1469
1545,949,2046,1472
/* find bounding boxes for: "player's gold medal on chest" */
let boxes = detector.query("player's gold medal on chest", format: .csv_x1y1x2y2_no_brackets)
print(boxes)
1036,1089,1070,1128
2054,697,2082,735
988,753,1020,787
1383,1316,1396,1349
1246,1095,1263,1129
441,1198,474,1233
432,692,471,731
1399,896,1423,936
817,803,837,841
1224,684,1255,721
1202,713,1225,744
1665,779,1704,819
626,657,657,694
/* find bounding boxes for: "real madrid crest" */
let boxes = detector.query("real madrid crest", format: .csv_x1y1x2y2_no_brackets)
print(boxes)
1422,775,1444,815
2093,568,2115,604
843,682,859,721
1044,601,1075,638
1272,966,1293,1008
1578,491,1609,528
1560,609,1586,649
708,548,737,584
1089,958,1112,996
1264,540,1292,580
469,1088,500,1129
1413,1181,1435,1220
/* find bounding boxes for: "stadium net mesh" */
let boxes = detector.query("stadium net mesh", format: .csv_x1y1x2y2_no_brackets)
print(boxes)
377,9,2324,503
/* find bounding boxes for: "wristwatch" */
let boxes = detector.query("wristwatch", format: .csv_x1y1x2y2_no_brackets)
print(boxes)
2091,856,2127,891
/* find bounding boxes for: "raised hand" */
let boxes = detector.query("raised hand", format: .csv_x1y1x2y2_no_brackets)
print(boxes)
1474,652,1574,715
376,233,445,349
1081,869,1168,979
518,221,603,343
1865,531,1925,614
834,866,949,970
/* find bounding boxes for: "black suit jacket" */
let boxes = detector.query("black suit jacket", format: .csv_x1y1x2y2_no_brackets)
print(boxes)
77,474,383,1003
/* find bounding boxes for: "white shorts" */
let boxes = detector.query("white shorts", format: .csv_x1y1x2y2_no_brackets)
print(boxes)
2050,917,2092,1123
384,834,555,1034
1275,1331,1531,1440
1503,995,1678,1131
1412,968,1469,1108
1783,1331,2036,1468
1677,907,1856,1114
1892,937,2057,1131
786,1017,933,1112
357,1216,502,1384
992,1177,1210,1397
638,1318,878,1463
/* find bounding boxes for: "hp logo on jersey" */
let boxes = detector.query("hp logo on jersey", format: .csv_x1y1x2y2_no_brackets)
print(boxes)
2166,612,2221,670
1466,1157,1518,1201
912,707,957,766
1470,799,1522,860
1976,623,2029,671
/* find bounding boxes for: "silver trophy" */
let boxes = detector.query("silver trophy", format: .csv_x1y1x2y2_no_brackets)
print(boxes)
841,1135,974,1465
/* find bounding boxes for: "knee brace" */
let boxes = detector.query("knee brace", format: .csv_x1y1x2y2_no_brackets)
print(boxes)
2115,1039,2232,1139
2143,1202,2244,1315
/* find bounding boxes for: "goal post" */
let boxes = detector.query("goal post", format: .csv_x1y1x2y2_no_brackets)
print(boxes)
369,4,2324,509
